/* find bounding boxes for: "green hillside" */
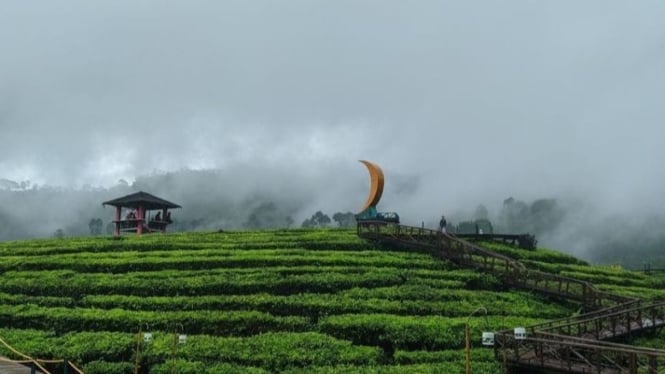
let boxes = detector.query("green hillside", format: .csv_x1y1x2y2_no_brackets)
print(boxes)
0,229,663,373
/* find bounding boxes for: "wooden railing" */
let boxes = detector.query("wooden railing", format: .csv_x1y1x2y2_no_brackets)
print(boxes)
357,221,631,310
357,220,664,374
532,301,665,340
495,331,665,373
526,297,643,333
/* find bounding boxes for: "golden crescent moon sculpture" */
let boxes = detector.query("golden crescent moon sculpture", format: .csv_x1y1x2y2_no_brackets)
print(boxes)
359,160,384,212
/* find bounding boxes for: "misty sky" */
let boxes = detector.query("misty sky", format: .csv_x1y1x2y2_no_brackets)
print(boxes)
2,1,665,221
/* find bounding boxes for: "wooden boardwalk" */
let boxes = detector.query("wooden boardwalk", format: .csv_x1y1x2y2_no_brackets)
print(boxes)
0,357,43,374
358,221,665,374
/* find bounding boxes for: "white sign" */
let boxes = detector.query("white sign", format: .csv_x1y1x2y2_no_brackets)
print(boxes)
482,332,495,346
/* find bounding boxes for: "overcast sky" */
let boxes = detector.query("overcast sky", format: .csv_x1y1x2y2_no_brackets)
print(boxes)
1,1,664,220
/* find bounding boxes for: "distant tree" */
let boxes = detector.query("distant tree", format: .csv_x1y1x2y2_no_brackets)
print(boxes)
0,179,19,190
89,218,103,235
332,212,356,227
301,211,331,228
473,204,489,221
285,216,294,228
332,213,342,227
498,197,530,233
529,199,564,235
456,221,477,234
301,218,314,228
244,201,281,229
54,228,64,239
313,211,331,227
496,197,564,236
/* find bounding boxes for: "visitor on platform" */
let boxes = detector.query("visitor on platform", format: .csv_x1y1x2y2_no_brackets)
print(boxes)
439,215,447,233
155,212,162,221
166,211,172,223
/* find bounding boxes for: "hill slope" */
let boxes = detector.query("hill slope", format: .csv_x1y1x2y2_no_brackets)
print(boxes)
0,229,662,373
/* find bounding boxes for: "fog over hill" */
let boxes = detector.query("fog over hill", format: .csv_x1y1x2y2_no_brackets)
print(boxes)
1,168,664,269
1,2,664,266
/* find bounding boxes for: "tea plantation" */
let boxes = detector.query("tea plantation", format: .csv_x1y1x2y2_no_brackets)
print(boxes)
0,229,663,373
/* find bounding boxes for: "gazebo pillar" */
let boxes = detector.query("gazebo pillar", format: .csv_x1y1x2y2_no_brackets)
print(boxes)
137,205,144,235
162,208,168,233
114,206,121,237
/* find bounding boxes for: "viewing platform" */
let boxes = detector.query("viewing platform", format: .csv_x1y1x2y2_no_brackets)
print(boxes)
103,191,180,236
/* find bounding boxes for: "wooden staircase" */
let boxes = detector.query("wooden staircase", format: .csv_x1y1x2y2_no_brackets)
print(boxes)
357,221,665,373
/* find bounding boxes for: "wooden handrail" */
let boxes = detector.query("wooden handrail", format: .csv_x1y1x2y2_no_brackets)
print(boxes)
357,221,630,309
357,221,662,373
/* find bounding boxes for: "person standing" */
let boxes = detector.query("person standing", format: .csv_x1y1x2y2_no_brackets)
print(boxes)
439,215,447,233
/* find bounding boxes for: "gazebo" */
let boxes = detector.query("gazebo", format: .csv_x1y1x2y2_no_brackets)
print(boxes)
103,191,181,236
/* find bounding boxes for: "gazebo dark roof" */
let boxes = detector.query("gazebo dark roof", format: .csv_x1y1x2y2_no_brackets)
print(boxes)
102,191,181,210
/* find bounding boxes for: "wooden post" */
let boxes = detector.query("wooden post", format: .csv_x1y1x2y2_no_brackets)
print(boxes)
134,328,142,374
171,331,178,374
114,206,121,237
465,323,471,374
502,344,508,374
625,311,631,339
163,208,168,233
539,341,544,367
648,355,657,374
567,346,572,371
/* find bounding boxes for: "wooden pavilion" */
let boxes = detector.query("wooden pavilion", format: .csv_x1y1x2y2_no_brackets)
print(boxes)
103,191,181,236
